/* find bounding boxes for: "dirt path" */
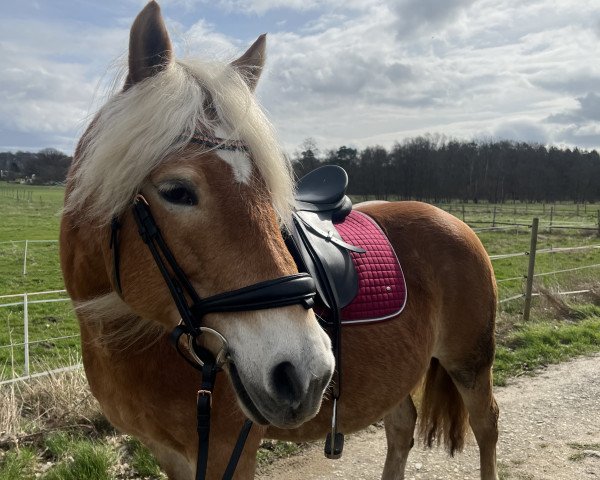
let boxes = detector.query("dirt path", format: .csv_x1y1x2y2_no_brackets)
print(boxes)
257,355,600,479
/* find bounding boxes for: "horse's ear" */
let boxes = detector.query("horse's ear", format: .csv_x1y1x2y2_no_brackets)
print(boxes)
125,1,173,89
231,34,266,91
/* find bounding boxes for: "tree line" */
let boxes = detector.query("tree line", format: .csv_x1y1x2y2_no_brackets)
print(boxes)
2,137,599,202
292,137,600,203
0,149,72,184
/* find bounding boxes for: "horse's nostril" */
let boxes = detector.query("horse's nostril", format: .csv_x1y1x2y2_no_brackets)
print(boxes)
271,361,303,405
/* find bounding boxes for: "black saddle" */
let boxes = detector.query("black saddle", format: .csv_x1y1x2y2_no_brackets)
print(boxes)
287,165,362,312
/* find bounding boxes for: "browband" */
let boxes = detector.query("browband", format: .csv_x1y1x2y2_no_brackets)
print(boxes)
189,132,249,152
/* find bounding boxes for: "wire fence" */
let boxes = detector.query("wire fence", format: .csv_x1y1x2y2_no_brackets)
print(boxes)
488,218,599,321
0,289,80,384
1,222,599,384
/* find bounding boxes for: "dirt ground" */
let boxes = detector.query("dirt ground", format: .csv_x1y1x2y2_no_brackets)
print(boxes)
257,355,600,480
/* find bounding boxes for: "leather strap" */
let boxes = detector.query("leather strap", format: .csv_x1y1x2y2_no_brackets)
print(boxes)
195,360,255,480
192,274,315,316
130,198,317,337
221,420,254,480
109,218,123,296
292,215,343,396
196,362,217,480
296,214,365,254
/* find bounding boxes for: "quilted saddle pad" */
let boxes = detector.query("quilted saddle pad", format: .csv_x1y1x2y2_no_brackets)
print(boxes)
333,209,407,324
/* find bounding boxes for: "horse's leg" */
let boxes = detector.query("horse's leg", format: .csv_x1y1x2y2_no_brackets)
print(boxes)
381,395,417,480
449,367,499,480
144,439,194,480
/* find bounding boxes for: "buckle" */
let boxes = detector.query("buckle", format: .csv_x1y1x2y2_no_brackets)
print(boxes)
186,326,230,368
197,389,212,407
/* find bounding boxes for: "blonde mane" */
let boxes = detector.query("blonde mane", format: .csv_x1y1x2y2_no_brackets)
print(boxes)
65,58,294,225
75,292,166,351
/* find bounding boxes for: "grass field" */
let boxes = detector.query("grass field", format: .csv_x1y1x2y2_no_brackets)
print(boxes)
0,184,75,380
1,183,599,478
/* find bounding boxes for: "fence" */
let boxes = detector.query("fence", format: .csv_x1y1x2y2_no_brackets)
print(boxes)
0,290,81,385
0,239,58,275
437,202,600,235
488,218,600,319
2,223,600,385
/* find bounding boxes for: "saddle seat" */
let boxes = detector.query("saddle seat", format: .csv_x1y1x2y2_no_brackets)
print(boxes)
295,165,352,220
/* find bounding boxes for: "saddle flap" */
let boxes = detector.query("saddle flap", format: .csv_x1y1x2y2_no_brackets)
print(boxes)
288,210,359,310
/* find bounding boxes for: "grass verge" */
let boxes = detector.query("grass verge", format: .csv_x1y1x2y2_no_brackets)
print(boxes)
493,293,600,386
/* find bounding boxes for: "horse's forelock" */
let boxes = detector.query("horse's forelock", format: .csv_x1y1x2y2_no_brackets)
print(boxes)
65,59,294,226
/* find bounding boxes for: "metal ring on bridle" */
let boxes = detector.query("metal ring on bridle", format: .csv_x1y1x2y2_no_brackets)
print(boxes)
187,326,230,367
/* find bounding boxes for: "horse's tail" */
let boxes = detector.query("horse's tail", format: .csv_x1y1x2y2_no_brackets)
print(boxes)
417,357,469,456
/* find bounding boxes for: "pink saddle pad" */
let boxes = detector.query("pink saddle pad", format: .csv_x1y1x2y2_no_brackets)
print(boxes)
334,210,406,324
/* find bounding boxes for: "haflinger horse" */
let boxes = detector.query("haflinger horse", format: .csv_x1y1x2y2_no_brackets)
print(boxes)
60,2,499,479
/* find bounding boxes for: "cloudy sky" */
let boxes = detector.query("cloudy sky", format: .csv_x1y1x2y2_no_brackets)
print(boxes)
1,0,599,155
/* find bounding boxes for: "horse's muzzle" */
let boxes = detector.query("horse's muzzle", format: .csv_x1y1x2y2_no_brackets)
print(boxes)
228,349,334,429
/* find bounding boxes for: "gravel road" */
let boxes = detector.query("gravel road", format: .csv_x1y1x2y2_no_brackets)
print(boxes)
257,355,600,479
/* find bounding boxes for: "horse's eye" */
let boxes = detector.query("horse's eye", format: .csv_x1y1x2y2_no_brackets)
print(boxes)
159,184,198,206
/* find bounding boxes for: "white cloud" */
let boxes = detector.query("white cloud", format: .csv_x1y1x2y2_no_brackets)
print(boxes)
181,20,241,58
161,0,379,15
1,0,599,153
0,16,129,151
251,0,600,151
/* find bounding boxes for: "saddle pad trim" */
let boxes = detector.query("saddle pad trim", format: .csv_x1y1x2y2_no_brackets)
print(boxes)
336,210,407,325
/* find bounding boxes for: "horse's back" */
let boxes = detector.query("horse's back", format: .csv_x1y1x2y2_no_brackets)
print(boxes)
357,200,495,302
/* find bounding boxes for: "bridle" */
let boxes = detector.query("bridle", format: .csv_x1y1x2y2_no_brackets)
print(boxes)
109,139,318,480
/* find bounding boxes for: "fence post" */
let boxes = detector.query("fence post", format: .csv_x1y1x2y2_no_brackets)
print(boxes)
23,293,30,376
597,210,600,237
23,239,28,275
549,206,554,233
462,204,465,222
492,205,497,227
523,218,539,321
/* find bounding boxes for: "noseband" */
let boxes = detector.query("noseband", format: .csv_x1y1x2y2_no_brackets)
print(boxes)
110,192,317,480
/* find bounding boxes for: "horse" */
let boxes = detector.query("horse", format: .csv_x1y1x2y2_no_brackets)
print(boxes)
59,2,499,479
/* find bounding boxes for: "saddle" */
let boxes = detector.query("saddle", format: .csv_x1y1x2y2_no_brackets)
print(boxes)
288,165,406,322
288,165,363,313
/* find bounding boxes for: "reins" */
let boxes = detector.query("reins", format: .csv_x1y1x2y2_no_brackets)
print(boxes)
110,193,317,480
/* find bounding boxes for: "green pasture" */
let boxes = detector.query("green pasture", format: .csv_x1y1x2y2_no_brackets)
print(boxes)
0,183,64,241
1,184,600,381
1,184,600,478
0,184,76,379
